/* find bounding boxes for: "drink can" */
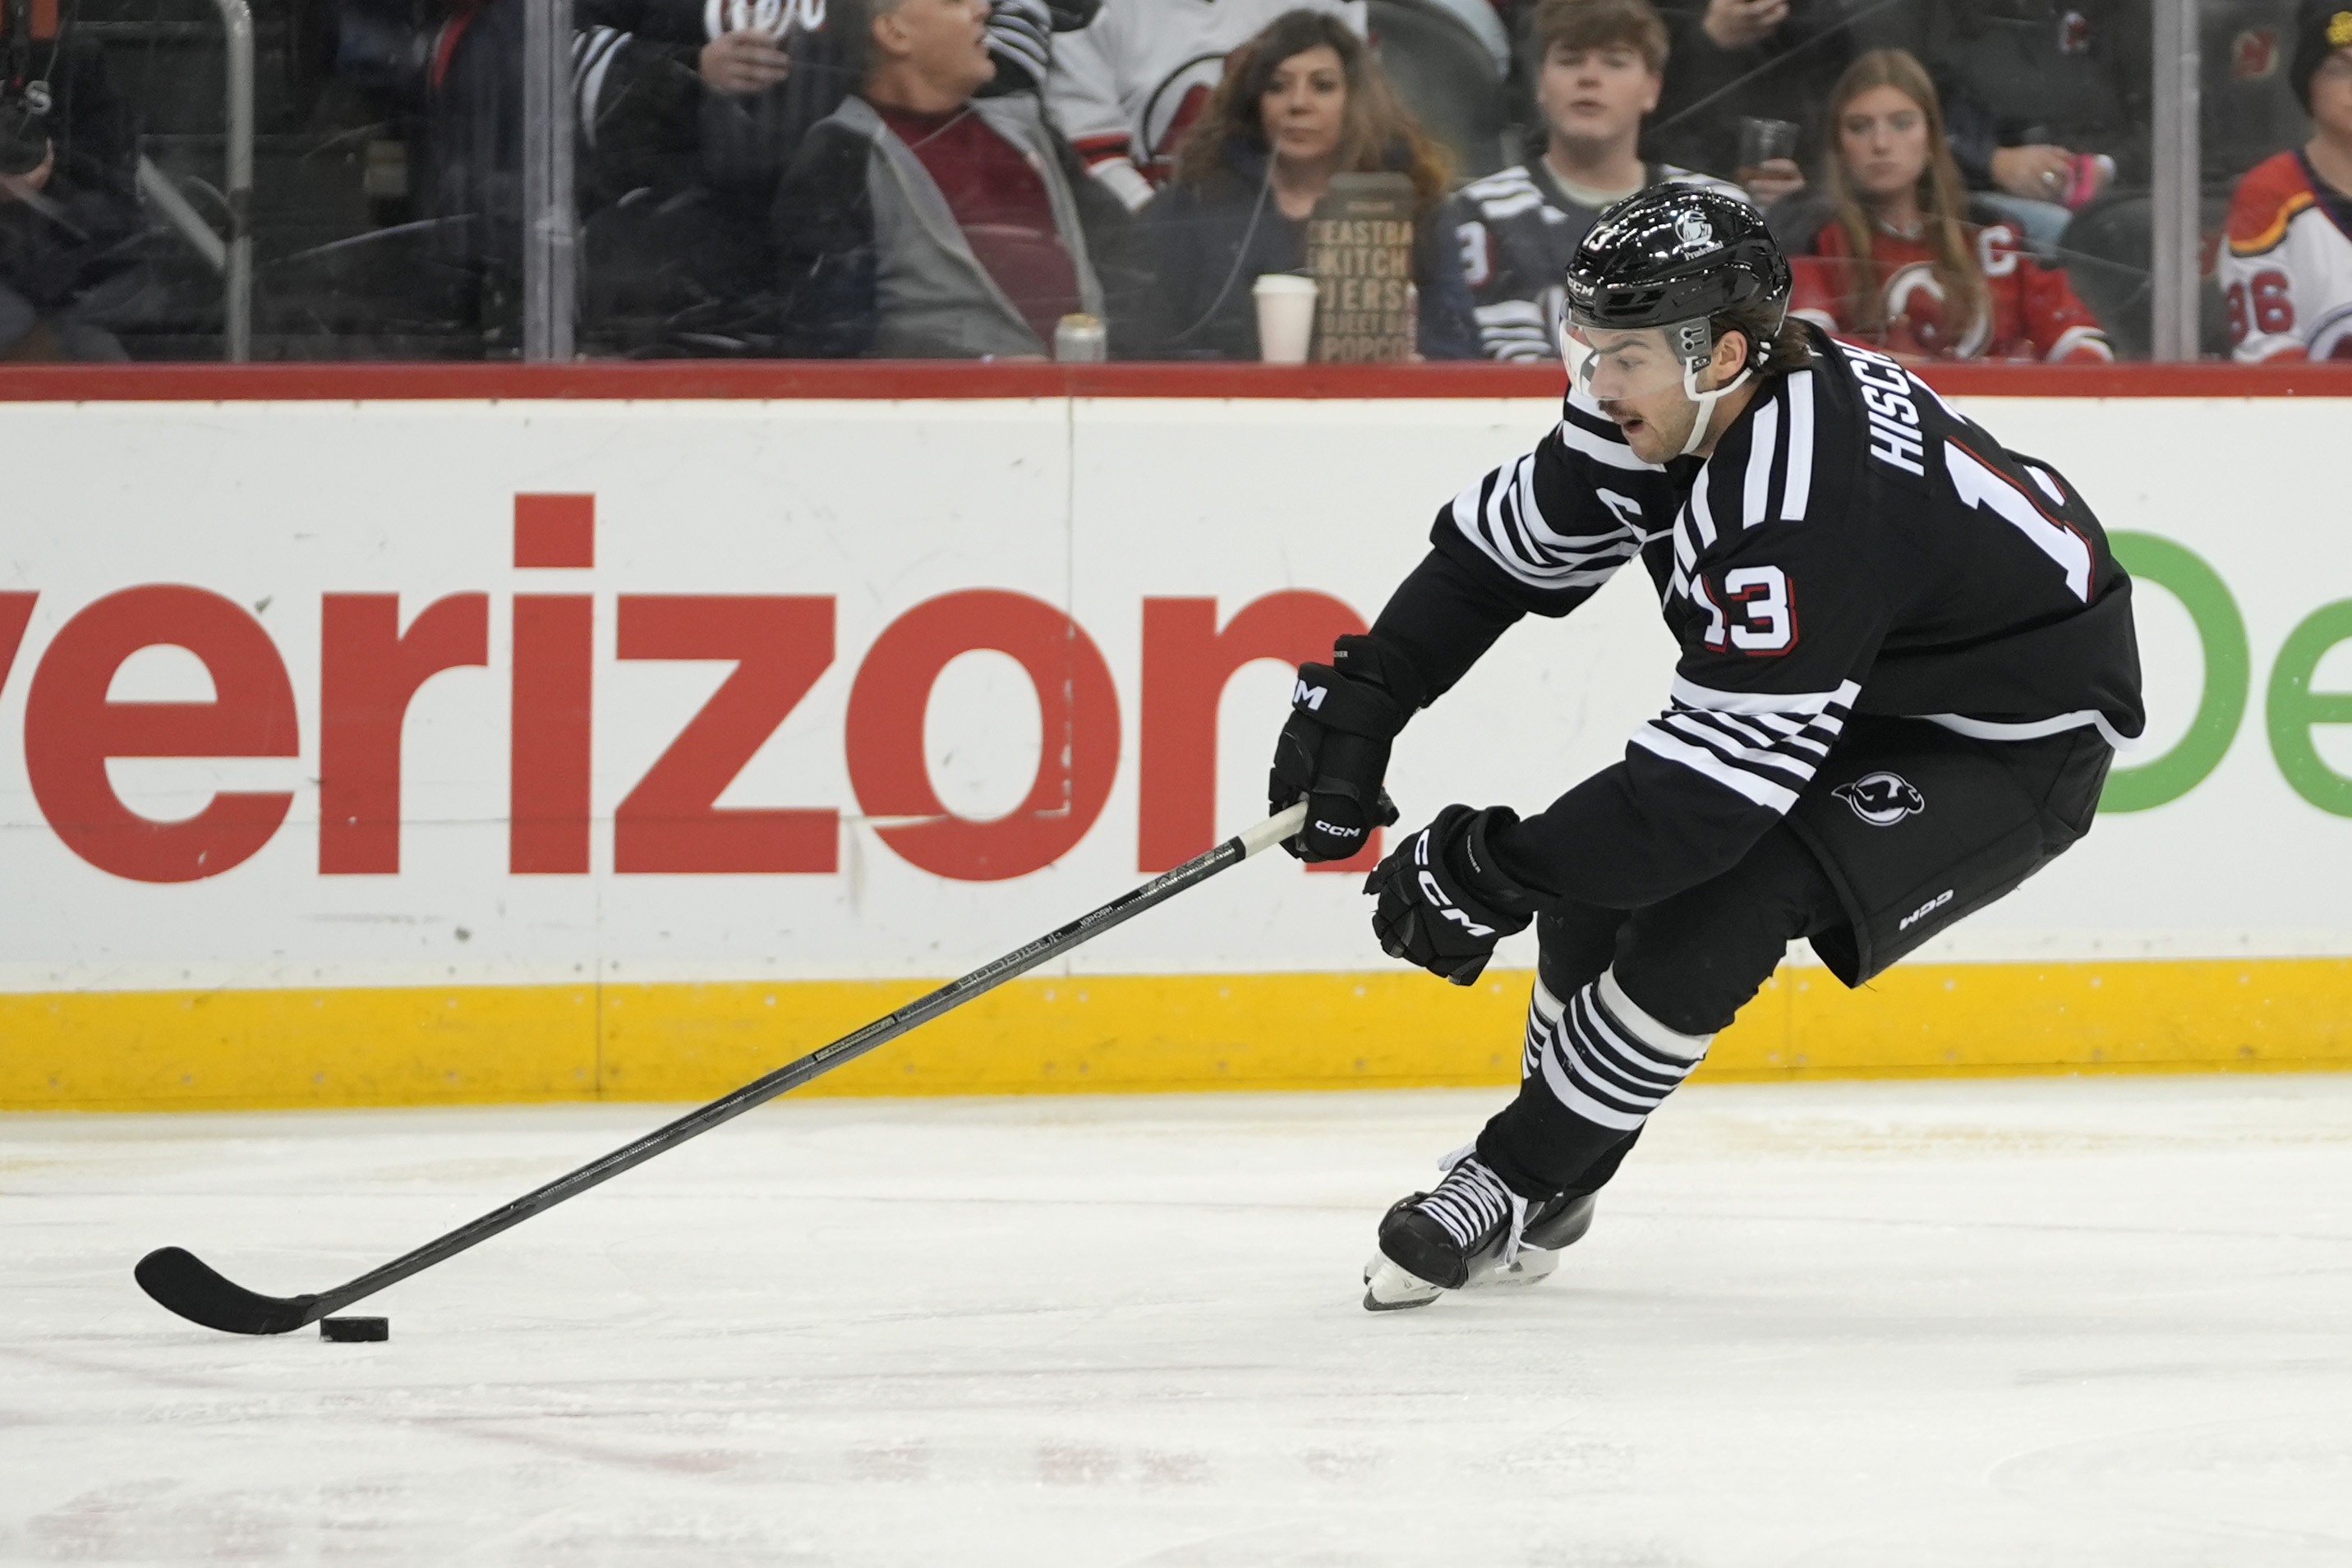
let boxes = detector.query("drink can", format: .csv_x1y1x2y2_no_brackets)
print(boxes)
1054,314,1107,363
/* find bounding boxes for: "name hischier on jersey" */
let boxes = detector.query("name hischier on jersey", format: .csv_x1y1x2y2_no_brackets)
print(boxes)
1268,185,2145,1315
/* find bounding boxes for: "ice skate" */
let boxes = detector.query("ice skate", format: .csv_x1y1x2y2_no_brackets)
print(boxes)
1470,1190,1596,1289
1360,1152,1595,1311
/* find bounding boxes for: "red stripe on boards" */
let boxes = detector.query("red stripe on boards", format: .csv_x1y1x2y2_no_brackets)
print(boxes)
2,361,2350,403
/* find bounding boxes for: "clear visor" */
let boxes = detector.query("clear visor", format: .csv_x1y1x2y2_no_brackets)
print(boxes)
1565,317,1710,402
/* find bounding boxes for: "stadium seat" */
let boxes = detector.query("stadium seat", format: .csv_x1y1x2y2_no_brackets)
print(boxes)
2057,192,2235,361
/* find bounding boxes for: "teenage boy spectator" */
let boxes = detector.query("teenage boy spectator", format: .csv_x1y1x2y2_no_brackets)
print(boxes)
1047,0,1366,210
2221,3,2352,361
1445,0,1742,361
1647,0,1854,202
771,0,1122,356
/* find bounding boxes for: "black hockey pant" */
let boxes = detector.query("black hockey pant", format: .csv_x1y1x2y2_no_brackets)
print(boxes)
1475,717,2114,1201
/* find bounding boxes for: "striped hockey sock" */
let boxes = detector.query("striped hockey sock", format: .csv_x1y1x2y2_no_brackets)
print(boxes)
1524,970,1715,1133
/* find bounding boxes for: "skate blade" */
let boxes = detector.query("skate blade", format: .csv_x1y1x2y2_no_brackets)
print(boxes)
1464,1244,1560,1290
1361,1256,1443,1312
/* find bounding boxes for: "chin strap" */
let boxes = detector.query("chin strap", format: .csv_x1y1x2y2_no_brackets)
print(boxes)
1676,359,1756,458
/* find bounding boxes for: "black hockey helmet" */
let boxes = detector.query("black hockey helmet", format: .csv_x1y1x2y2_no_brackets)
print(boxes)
1562,185,1793,371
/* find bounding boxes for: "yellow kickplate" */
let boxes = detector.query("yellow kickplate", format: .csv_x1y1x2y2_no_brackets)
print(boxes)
2,959,2348,1110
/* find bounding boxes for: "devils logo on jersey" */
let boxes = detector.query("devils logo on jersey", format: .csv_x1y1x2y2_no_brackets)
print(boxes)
1788,215,2109,363
1834,772,1926,826
1882,263,1993,360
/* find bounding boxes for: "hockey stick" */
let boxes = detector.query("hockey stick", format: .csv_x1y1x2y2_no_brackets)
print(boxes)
136,802,1311,1336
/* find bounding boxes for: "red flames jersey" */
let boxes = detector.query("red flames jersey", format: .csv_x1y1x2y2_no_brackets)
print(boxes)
2220,150,2352,363
1788,214,2111,364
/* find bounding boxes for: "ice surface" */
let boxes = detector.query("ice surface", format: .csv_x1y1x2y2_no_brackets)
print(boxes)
6,1077,2352,1566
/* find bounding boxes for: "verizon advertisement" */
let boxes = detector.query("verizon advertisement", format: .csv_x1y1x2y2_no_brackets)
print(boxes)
0,393,2345,995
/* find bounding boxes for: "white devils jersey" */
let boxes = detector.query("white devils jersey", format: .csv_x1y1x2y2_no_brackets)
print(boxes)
1361,323,2143,909
2221,149,2352,362
1045,0,1366,209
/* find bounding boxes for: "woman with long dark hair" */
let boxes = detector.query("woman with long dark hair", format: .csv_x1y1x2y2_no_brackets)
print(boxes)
1776,48,2109,362
1130,10,1476,359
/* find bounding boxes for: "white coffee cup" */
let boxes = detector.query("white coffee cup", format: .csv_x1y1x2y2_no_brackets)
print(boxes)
1252,274,1319,364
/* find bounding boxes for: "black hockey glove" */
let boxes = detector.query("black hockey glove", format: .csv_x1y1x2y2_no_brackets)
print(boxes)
1365,804,1540,986
1268,634,1424,862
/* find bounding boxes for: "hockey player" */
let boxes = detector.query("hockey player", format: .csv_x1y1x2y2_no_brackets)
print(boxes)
2220,4,2352,363
1265,185,2143,1311
1443,0,1744,361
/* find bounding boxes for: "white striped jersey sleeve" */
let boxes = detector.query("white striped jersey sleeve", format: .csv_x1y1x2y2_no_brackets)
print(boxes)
1472,299,1557,362
1627,675,1861,814
573,26,631,146
1442,393,1660,603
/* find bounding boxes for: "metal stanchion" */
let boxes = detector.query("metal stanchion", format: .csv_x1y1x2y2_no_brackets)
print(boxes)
209,0,252,361
521,0,576,362
2149,0,2202,363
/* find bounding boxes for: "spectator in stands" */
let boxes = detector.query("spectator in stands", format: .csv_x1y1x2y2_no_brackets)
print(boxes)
0,22,152,361
570,0,810,348
1775,48,2111,361
576,0,1096,349
1448,0,1744,361
583,0,1078,200
1048,0,1366,211
1861,0,2144,251
2220,3,2352,361
1130,9,1475,358
769,0,1127,356
1647,0,1854,204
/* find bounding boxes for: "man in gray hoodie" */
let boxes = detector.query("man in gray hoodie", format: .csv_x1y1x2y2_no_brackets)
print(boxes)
771,0,1129,356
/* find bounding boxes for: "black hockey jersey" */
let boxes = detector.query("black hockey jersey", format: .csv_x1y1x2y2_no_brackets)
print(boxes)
573,0,858,201
1368,324,2145,909
1442,160,1747,361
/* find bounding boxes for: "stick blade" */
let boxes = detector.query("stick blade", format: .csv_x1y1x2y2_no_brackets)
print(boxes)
136,1247,322,1336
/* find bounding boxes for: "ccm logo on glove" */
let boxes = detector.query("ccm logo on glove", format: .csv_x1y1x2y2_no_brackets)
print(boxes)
1366,804,1537,985
1267,636,1423,863
1415,840,1498,939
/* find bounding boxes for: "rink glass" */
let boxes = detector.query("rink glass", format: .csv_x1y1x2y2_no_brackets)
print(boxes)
0,0,2278,367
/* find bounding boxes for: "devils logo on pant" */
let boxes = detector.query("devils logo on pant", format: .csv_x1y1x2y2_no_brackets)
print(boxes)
1834,771,1926,826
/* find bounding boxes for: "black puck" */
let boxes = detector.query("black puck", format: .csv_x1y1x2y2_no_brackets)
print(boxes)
320,1316,389,1342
